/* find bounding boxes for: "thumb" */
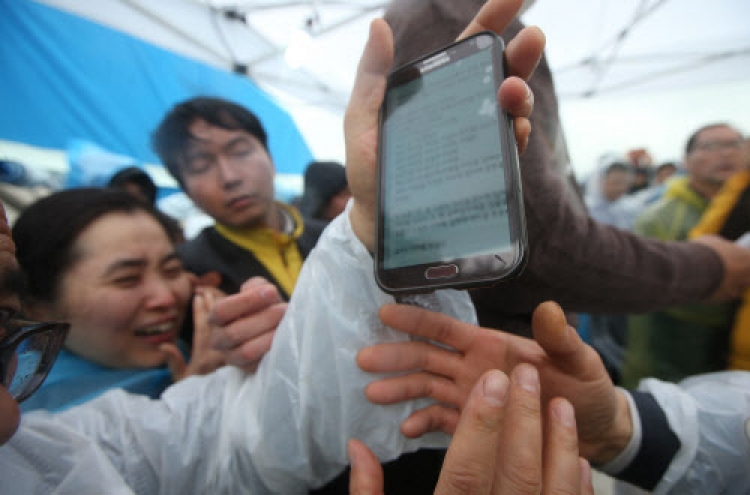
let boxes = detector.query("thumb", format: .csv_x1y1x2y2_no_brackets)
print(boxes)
160,343,187,382
348,439,385,495
531,301,591,375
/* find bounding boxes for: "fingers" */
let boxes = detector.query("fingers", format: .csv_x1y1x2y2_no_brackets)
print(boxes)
541,398,581,495
364,371,464,408
504,26,546,80
345,19,393,134
495,364,543,494
580,459,595,495
435,369,510,495
378,304,478,351
194,270,222,289
400,404,461,438
498,76,534,120
159,342,187,382
240,276,271,291
456,0,525,41
223,327,277,371
497,76,534,154
344,18,394,251
358,339,462,377
347,439,385,495
531,301,595,377
514,117,532,154
192,289,218,347
209,282,282,329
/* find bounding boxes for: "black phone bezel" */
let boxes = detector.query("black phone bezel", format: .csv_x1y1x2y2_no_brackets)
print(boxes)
374,31,528,295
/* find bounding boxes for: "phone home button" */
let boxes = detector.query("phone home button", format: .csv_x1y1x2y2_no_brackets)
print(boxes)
425,264,459,280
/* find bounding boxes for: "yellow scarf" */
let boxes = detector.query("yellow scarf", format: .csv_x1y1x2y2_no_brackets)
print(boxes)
215,204,304,297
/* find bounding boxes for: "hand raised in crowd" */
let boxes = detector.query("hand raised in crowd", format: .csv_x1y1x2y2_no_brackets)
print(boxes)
692,234,750,301
344,0,545,251
359,301,635,465
348,366,594,495
160,286,226,381
208,277,286,372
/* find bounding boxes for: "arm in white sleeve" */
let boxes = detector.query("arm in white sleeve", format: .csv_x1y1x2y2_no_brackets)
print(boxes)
636,371,750,495
0,209,476,495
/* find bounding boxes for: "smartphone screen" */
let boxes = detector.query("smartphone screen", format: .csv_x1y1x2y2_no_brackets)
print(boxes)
376,32,526,294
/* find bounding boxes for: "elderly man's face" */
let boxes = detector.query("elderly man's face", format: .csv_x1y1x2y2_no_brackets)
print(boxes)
0,202,22,445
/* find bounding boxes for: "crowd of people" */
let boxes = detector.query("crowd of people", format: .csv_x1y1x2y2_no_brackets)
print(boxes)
2,0,750,494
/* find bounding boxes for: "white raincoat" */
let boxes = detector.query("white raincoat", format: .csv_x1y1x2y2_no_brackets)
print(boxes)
0,208,474,494
615,371,750,494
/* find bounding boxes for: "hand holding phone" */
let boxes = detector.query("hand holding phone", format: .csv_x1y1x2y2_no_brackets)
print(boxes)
375,31,527,294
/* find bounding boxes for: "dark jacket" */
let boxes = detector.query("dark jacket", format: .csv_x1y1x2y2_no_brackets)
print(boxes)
177,219,325,299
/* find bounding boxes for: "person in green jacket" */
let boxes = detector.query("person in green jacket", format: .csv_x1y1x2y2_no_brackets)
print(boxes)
621,123,745,388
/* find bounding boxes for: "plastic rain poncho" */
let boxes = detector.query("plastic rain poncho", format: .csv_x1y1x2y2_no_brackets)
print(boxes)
0,208,475,494
616,371,750,494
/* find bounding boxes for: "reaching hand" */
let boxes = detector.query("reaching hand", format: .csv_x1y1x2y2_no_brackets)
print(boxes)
208,277,285,372
692,234,750,301
160,286,226,381
348,366,594,495
343,0,545,251
359,301,634,464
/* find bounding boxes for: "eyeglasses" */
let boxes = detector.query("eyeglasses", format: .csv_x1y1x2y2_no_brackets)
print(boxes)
0,311,69,403
694,140,743,152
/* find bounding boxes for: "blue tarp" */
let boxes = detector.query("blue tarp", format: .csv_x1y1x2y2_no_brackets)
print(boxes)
0,0,313,182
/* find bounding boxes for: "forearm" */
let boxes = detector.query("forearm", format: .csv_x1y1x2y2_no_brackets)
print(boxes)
516,130,722,313
231,208,475,493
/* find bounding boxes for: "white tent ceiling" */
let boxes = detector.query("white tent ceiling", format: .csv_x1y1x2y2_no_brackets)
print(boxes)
33,0,750,174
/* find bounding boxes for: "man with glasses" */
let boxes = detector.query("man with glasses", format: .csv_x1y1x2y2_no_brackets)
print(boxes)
621,123,746,387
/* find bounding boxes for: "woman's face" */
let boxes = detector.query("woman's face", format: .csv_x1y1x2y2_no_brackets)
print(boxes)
44,211,191,369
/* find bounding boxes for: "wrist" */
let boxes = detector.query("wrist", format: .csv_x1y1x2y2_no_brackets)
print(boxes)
588,389,634,465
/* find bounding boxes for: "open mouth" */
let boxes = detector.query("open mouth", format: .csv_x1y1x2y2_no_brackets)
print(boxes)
134,322,176,339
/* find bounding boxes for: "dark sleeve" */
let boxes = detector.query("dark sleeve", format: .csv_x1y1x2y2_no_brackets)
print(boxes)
616,391,681,491
471,58,723,318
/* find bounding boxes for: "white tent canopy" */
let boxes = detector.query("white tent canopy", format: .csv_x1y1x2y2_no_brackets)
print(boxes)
29,0,750,176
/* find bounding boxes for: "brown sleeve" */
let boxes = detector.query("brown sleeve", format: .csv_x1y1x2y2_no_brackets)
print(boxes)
477,113,723,317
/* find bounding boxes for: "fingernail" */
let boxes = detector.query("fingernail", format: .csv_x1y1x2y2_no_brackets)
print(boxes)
515,365,539,394
554,399,576,429
260,285,277,300
482,370,509,407
525,85,534,108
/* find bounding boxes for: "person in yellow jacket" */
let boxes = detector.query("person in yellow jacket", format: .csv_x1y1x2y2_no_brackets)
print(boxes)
690,135,750,370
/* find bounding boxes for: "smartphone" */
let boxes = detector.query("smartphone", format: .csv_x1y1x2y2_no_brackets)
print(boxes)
375,31,527,295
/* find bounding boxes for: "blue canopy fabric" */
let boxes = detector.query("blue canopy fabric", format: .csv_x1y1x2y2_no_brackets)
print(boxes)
0,0,313,180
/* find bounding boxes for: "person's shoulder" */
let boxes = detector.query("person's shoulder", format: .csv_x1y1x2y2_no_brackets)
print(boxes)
178,226,217,252
302,217,327,237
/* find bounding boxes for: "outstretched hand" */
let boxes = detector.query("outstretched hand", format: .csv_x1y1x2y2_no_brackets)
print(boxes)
344,0,545,251
208,277,285,372
349,366,594,495
359,301,633,464
160,286,226,381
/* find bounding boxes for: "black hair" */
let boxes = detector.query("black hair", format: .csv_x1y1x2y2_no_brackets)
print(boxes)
12,188,179,304
151,96,269,187
685,123,737,155
107,166,158,205
297,161,348,219
604,161,630,176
